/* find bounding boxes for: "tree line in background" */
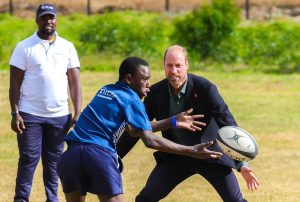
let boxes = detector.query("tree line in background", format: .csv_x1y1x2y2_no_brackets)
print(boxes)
174,0,300,73
1,0,300,73
5,0,254,19
7,0,93,16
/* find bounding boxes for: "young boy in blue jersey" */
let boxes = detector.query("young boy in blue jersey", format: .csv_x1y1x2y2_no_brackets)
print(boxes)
57,56,223,202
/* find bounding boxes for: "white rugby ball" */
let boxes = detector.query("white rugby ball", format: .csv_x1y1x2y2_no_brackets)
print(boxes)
216,126,258,161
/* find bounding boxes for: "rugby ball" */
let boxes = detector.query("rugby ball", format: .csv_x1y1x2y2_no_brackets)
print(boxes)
216,126,258,161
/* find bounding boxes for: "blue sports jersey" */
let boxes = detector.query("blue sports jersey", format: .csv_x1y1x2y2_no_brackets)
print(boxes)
65,81,152,152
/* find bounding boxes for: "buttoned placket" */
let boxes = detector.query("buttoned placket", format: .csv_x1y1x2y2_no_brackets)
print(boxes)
171,93,179,105
41,41,52,56
41,40,54,69
169,89,182,105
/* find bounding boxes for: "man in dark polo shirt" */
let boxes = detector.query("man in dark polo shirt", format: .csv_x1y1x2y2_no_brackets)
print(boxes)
117,45,259,202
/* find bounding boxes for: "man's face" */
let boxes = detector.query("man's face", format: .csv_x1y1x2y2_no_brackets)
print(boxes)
164,48,188,91
36,14,57,36
129,65,151,99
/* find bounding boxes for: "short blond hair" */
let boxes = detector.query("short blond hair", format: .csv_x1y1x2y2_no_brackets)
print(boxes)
163,45,188,63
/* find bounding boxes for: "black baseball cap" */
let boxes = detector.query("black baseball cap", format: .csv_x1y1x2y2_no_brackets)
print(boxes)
36,3,57,18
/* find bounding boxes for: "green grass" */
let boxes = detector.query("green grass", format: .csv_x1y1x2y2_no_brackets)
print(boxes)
0,70,300,201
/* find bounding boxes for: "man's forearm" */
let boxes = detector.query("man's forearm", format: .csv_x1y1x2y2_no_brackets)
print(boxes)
138,130,221,160
139,130,194,155
68,68,82,117
150,117,173,132
9,86,20,113
9,66,24,113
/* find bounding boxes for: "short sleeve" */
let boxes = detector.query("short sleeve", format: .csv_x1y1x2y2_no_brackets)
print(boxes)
68,43,80,69
9,43,26,70
123,99,152,132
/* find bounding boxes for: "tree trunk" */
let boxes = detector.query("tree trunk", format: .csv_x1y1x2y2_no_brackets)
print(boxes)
87,0,91,15
245,0,250,19
165,0,169,11
9,0,13,15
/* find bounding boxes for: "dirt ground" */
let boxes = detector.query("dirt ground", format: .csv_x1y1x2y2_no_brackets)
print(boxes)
0,0,300,20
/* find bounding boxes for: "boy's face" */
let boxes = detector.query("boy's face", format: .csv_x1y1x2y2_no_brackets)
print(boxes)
129,65,151,99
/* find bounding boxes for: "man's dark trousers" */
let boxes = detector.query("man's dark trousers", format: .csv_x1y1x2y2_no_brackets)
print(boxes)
14,112,70,202
135,155,246,202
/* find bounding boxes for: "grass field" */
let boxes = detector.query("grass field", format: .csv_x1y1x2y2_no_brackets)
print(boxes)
0,70,300,201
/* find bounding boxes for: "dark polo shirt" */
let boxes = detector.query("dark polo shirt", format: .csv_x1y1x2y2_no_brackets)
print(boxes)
168,80,191,145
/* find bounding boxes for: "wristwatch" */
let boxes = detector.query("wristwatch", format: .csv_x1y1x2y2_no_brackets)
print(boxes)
11,111,19,116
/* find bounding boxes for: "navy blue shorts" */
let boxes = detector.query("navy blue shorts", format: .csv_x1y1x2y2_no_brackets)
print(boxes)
57,142,123,196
